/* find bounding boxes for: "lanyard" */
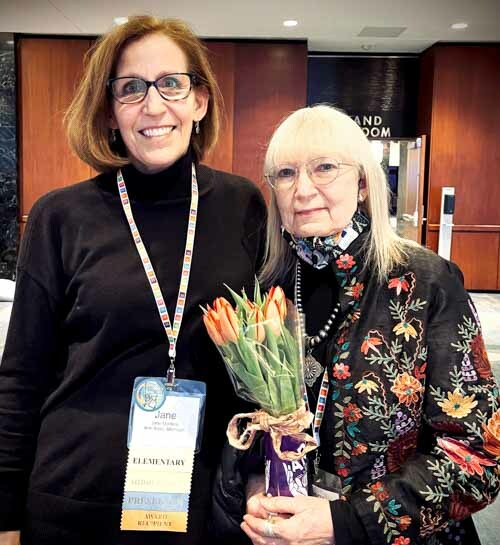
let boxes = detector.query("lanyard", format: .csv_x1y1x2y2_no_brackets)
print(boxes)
312,369,329,446
116,164,198,384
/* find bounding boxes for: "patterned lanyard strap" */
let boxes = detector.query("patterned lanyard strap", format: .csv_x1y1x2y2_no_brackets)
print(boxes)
116,164,198,384
313,369,330,446
294,260,330,447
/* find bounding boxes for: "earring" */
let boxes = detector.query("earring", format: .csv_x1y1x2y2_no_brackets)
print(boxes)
110,129,117,143
195,121,200,135
358,178,366,202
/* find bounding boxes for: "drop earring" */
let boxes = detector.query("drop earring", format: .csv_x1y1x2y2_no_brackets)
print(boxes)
195,121,200,135
110,128,117,143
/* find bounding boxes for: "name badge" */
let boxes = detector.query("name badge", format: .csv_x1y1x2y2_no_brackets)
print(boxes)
121,377,206,533
311,468,342,501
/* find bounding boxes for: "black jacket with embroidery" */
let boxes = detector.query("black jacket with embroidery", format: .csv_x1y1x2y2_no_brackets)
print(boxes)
213,232,500,545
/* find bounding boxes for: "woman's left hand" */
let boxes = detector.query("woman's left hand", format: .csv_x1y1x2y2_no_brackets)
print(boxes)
241,495,335,545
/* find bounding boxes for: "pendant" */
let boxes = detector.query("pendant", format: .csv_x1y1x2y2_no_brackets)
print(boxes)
304,352,324,387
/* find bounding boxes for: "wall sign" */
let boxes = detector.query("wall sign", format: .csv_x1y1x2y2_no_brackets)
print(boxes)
307,55,419,138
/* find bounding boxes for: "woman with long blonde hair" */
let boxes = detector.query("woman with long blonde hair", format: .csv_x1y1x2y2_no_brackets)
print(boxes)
215,105,499,545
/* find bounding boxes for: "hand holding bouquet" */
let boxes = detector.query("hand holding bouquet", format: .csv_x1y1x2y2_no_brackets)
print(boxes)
203,283,317,496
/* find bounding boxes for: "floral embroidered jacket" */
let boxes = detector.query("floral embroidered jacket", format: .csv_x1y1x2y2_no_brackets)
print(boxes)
317,233,500,545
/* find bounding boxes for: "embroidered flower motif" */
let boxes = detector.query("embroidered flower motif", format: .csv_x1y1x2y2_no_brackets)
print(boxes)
437,389,478,418
336,253,356,269
391,373,424,405
396,515,412,531
392,321,418,342
388,276,410,296
369,481,389,501
333,362,351,380
343,403,362,422
355,377,379,394
346,281,364,300
335,456,350,477
414,362,427,380
420,507,446,537
351,309,361,322
387,429,418,472
470,334,492,379
482,408,500,456
392,537,410,545
437,437,496,476
352,442,368,456
361,336,383,355
371,455,386,480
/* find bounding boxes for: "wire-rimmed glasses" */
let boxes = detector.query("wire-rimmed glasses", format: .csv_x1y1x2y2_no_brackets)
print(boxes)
265,157,357,190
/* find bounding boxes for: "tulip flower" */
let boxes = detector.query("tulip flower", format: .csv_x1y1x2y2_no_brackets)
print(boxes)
203,282,303,417
203,309,225,346
214,298,240,342
263,286,287,335
246,301,266,343
203,297,240,345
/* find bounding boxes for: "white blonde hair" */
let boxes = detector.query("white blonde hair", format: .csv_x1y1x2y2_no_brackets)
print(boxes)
259,104,415,287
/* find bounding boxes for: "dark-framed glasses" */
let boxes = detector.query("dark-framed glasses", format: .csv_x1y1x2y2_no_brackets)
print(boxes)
107,73,197,104
265,157,357,190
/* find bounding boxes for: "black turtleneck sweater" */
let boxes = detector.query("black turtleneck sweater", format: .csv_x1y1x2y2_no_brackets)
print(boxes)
0,152,266,545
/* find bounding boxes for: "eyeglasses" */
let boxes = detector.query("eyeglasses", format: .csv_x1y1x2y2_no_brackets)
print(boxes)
265,157,357,190
107,73,198,104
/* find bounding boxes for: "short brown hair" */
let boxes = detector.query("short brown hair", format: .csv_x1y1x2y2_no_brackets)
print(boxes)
65,15,222,172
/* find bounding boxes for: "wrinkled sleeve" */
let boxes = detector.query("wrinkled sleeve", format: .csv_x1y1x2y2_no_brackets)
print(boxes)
0,199,64,530
347,261,500,545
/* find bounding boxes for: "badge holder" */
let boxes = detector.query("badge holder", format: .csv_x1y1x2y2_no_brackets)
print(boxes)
311,468,343,501
121,375,207,532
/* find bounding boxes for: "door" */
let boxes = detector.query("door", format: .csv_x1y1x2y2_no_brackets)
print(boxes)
395,136,426,244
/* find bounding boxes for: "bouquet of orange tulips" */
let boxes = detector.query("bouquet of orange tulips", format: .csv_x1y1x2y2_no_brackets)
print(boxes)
203,283,317,497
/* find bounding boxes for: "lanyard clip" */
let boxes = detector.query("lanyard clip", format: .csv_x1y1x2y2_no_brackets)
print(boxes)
166,363,176,387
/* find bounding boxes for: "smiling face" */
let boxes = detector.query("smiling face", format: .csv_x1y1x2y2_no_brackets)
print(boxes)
273,150,365,238
110,32,208,173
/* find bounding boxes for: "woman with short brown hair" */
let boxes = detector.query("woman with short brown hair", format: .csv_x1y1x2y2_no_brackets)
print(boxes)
66,15,222,171
0,15,265,545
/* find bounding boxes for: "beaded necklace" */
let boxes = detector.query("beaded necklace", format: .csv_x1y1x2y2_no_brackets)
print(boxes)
294,260,340,387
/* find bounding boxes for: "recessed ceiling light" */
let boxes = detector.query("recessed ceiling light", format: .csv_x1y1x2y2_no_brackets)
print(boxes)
113,17,128,26
451,22,468,30
283,20,298,28
361,44,374,51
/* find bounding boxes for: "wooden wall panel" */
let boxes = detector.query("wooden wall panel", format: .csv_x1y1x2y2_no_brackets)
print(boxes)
426,46,500,227
451,232,499,290
498,242,500,290
417,44,500,289
204,42,235,173
18,38,93,222
425,228,438,253
233,42,308,196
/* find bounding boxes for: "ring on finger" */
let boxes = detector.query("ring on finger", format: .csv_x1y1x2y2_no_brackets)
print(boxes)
263,519,276,538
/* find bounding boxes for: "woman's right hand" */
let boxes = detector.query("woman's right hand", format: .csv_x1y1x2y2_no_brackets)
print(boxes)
0,531,20,545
